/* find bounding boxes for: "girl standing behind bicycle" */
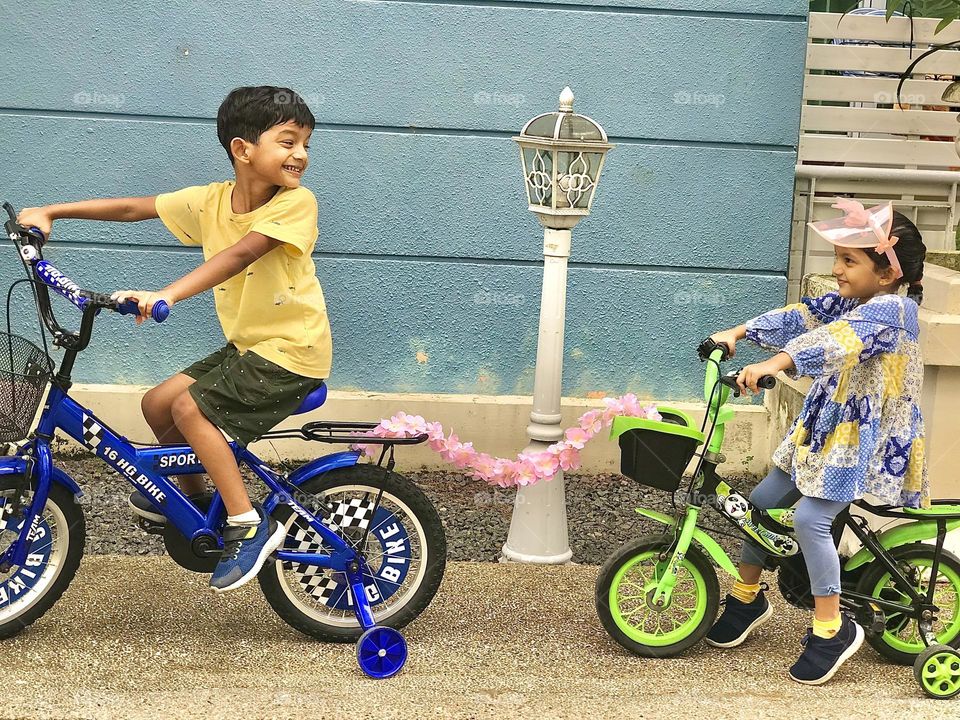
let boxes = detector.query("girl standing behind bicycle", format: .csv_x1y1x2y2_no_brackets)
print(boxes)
706,199,928,685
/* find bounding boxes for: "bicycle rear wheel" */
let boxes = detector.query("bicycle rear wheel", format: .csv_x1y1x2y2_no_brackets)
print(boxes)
0,476,84,638
856,543,960,665
258,464,446,642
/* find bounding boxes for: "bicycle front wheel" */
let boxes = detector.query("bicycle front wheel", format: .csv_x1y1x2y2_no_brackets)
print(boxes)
259,464,446,642
596,533,719,658
0,476,85,639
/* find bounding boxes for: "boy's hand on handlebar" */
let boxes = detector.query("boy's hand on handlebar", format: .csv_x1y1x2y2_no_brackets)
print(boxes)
110,290,174,325
16,207,52,243
737,353,794,394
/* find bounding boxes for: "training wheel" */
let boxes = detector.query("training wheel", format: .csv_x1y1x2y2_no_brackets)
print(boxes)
356,626,407,679
913,644,960,699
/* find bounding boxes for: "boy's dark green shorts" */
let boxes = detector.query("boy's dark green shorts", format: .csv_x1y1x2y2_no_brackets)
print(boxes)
181,344,324,446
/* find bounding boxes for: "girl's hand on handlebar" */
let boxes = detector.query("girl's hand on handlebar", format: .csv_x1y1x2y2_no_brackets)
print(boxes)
110,290,174,325
16,207,52,243
709,330,740,359
737,353,794,394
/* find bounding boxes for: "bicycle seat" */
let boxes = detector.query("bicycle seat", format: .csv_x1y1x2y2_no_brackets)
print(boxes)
292,382,328,415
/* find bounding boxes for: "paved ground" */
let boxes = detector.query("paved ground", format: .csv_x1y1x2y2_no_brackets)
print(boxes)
0,557,951,719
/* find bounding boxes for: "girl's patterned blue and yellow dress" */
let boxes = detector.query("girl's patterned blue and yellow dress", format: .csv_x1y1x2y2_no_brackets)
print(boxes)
746,292,928,508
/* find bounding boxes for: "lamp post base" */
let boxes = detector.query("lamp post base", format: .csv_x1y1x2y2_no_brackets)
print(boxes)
500,462,573,565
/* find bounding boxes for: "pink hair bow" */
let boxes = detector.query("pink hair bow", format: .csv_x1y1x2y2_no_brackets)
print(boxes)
807,198,903,280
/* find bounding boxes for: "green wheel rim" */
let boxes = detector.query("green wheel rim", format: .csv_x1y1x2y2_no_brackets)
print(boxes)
871,558,960,655
608,549,709,647
920,652,960,697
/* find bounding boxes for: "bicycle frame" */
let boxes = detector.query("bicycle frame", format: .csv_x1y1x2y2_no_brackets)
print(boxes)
0,383,388,627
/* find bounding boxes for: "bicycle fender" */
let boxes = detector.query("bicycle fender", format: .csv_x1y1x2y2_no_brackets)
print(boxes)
0,457,82,498
51,466,83,498
844,518,960,572
285,451,361,487
635,507,742,582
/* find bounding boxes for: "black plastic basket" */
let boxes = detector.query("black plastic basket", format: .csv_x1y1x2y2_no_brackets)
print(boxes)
0,333,53,443
615,409,704,492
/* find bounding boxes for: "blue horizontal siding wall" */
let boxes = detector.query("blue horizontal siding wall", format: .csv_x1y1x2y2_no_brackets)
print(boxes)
0,0,807,399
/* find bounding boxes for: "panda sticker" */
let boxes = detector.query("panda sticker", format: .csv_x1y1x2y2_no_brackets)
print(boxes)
723,493,750,519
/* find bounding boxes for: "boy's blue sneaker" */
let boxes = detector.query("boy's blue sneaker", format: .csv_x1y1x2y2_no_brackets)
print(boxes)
210,506,286,594
705,584,774,648
789,614,864,685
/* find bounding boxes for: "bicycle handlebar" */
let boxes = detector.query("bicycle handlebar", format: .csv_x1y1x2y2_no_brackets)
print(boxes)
719,371,776,397
3,202,169,344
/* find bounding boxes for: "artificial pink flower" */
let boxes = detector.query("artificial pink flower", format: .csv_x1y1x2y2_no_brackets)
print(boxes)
557,445,581,472
579,409,603,434
514,459,538,486
528,450,560,479
564,427,591,450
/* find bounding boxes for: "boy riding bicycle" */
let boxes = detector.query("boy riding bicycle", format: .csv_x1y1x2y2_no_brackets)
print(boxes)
17,85,331,593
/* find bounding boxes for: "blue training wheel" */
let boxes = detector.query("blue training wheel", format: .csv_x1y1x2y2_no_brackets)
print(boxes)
356,626,407,679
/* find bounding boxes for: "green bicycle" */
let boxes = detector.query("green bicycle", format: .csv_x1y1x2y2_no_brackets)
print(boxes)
595,338,960,700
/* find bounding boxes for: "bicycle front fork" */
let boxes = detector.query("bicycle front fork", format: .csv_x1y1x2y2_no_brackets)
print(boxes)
651,505,702,607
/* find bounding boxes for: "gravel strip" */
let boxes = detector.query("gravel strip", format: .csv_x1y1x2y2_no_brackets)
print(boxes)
54,456,761,564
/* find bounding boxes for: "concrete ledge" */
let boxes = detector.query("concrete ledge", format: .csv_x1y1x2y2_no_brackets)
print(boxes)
921,262,960,315
55,385,771,475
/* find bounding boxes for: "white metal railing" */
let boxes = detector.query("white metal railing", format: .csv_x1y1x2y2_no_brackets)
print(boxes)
791,12,960,300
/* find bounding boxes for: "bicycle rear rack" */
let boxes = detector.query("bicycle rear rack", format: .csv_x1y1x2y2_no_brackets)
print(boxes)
258,420,429,446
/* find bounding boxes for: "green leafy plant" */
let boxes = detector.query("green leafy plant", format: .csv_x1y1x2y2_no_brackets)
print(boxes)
884,0,960,33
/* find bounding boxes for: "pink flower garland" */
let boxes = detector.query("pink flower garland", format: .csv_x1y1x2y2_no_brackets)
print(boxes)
352,394,660,488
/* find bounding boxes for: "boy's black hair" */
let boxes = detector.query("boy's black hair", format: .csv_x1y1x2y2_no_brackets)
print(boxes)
216,86,316,164
864,210,927,305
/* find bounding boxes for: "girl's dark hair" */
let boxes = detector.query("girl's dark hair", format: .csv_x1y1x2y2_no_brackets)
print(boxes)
216,86,316,164
864,210,926,305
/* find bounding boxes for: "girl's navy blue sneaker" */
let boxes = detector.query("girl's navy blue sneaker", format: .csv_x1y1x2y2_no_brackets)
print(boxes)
789,614,864,685
705,584,773,648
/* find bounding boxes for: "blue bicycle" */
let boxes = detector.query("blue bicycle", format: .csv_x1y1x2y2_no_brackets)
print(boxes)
0,203,446,679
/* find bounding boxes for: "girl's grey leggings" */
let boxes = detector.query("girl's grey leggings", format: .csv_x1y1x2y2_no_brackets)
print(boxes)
740,466,849,596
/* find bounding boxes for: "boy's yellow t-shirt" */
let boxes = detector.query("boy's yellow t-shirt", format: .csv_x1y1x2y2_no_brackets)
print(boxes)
155,181,332,379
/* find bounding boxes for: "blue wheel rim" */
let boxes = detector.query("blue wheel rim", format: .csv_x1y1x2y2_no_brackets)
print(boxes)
356,626,407,679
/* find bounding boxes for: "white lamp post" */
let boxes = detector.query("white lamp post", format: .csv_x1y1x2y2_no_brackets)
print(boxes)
501,87,613,563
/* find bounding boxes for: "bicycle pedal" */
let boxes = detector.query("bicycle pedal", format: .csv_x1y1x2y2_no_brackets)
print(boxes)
864,603,886,635
137,517,165,535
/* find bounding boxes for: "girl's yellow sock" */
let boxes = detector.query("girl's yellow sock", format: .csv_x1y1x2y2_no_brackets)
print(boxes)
813,614,842,639
731,581,761,604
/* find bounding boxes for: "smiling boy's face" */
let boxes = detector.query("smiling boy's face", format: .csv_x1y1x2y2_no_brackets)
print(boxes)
235,120,312,189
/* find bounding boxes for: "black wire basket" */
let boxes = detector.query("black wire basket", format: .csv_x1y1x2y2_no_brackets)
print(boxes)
0,332,53,443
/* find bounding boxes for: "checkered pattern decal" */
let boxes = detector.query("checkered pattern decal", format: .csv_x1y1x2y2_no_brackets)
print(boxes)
0,499,11,533
82,413,104,450
286,498,377,605
325,498,376,532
